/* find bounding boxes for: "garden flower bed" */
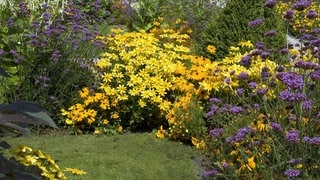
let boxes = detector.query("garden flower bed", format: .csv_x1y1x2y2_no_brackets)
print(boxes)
1,0,319,179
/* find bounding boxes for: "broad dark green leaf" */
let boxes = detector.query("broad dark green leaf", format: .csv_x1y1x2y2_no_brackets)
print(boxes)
0,101,57,128
0,67,9,77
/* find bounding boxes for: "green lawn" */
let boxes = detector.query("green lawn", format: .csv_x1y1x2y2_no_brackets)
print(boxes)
3,133,202,180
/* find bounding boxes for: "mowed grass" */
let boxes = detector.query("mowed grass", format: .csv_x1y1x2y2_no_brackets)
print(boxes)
3,133,202,180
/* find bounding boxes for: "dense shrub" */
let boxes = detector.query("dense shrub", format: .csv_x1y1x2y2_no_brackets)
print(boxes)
195,0,287,62
0,0,110,124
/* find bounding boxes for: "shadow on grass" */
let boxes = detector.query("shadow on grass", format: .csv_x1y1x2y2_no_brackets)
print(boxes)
4,133,202,180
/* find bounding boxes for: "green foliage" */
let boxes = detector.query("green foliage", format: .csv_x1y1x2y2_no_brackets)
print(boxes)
195,0,287,62
0,1,106,124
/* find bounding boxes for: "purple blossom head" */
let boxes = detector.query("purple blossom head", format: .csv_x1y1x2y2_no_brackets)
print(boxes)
253,103,260,110
295,60,320,70
229,106,243,115
292,0,312,11
279,89,306,102
280,48,289,54
306,10,318,19
256,88,268,96
289,158,303,165
209,128,225,138
249,82,257,89
284,9,294,20
50,50,61,63
264,0,277,8
302,99,313,110
248,19,264,27
277,72,304,90
270,122,283,132
261,66,271,80
284,168,300,178
309,70,320,81
285,130,300,143
209,97,221,104
264,30,277,37
255,42,266,50
240,55,252,67
0,49,4,55
201,169,218,178
261,51,270,60
236,88,245,96
237,72,249,80
234,126,253,142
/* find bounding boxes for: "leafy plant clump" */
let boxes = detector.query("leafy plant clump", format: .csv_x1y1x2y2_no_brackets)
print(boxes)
195,0,287,62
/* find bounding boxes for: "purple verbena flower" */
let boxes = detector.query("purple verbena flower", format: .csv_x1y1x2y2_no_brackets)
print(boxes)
237,72,249,80
264,30,277,36
209,98,221,104
229,106,243,115
240,55,252,67
292,0,312,11
264,0,277,8
248,19,264,27
284,9,294,20
201,169,218,177
284,168,300,178
302,99,313,110
289,158,303,165
277,72,304,90
209,128,225,138
236,88,245,96
279,89,306,102
270,122,283,132
285,130,300,143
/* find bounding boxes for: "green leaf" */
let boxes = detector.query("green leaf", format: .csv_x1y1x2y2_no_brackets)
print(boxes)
0,101,57,128
0,67,9,77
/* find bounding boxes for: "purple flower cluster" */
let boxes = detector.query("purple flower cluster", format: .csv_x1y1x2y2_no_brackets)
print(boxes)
292,0,312,11
240,55,252,67
306,10,318,19
284,10,294,20
226,126,254,143
284,168,300,178
270,122,283,132
264,30,277,36
209,128,225,138
303,136,320,145
248,19,264,27
277,72,304,90
285,130,300,143
237,72,249,80
279,89,306,102
289,158,303,165
264,0,277,8
294,60,320,70
201,169,218,177
302,99,313,110
310,70,320,81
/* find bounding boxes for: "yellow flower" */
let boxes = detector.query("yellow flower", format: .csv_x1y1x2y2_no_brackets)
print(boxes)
138,99,147,108
156,125,166,138
64,168,87,175
247,156,256,171
111,113,119,119
191,137,206,150
238,41,253,48
207,45,217,54
103,119,109,125
117,126,123,133
94,129,102,135
79,87,90,98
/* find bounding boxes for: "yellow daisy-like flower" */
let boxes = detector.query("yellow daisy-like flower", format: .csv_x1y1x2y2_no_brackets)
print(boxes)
156,125,166,138
207,45,217,54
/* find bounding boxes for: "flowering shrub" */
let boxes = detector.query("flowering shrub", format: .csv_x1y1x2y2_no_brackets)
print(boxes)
277,0,320,35
202,1,320,179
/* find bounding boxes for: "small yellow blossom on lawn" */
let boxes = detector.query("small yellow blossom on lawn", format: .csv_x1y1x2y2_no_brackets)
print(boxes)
111,113,119,119
156,125,166,138
64,168,87,175
94,129,102,135
117,126,123,133
103,119,109,125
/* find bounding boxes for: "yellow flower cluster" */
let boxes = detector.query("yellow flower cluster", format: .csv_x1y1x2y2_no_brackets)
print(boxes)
276,1,320,33
12,145,67,180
